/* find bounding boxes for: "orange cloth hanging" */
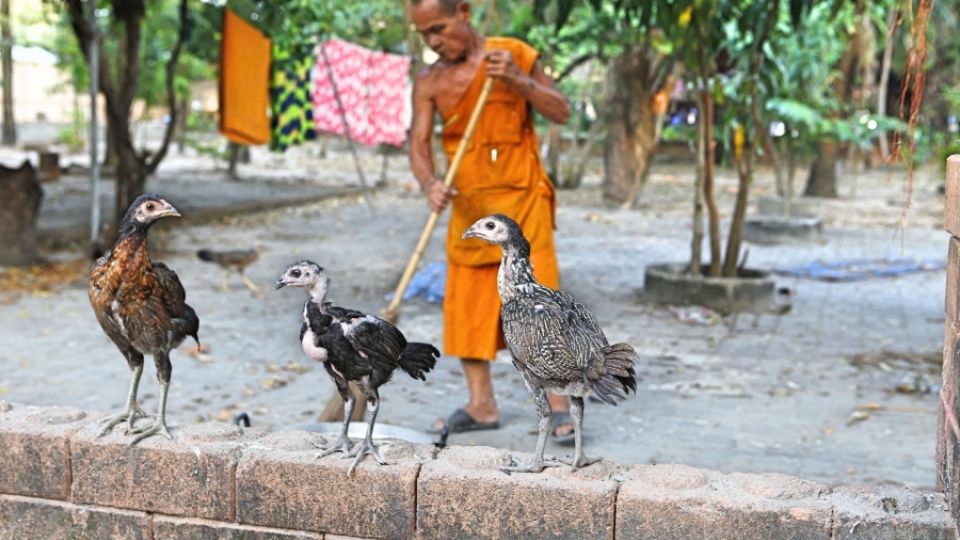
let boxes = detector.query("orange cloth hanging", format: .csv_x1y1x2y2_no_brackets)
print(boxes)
441,37,559,361
219,9,271,145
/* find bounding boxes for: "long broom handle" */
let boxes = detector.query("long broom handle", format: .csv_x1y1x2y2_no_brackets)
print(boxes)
383,78,494,319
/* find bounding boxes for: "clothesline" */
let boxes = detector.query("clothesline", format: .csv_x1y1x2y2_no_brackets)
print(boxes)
220,9,412,153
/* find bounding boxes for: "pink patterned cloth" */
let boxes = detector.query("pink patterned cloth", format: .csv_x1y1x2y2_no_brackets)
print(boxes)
312,39,411,147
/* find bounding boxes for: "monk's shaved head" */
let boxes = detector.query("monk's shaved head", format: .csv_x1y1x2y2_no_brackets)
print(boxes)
410,0,462,14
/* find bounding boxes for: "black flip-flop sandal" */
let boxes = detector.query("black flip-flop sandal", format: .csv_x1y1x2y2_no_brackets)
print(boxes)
550,411,576,446
432,408,500,448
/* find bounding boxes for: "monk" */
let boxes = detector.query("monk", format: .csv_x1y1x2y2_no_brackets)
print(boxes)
408,0,574,441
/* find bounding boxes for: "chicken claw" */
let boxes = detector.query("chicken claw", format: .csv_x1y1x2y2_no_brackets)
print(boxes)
347,439,387,476
500,455,561,474
314,436,353,458
127,419,173,445
98,404,149,437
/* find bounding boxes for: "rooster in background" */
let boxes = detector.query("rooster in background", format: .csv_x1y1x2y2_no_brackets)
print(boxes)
196,245,261,292
89,194,199,444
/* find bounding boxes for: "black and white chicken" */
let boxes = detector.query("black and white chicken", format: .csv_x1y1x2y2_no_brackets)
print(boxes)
275,261,439,475
462,214,638,472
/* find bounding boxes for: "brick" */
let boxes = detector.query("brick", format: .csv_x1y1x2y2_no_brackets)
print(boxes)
0,404,88,499
153,515,322,540
945,155,960,237
417,446,618,540
0,494,151,540
830,485,953,540
237,430,424,539
616,465,833,539
70,420,252,520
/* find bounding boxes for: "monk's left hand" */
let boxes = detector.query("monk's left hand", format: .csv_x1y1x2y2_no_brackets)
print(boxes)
485,49,524,85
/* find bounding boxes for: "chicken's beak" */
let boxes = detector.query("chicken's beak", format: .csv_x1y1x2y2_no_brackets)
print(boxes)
462,225,480,240
274,278,287,290
159,201,181,218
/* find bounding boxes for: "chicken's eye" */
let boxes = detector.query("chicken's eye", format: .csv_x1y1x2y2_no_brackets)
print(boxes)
484,221,496,230
291,269,301,278
146,203,155,211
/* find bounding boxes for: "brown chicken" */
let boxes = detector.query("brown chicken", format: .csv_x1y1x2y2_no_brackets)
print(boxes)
196,246,260,292
89,194,199,444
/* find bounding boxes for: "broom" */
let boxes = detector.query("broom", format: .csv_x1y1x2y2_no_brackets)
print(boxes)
318,78,494,423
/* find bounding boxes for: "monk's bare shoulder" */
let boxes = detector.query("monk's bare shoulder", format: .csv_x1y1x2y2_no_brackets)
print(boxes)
414,64,443,98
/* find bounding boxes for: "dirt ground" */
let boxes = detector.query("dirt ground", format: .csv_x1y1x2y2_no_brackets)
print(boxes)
0,149,948,490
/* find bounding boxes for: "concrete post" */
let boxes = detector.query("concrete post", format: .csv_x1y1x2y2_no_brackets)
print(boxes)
940,155,960,530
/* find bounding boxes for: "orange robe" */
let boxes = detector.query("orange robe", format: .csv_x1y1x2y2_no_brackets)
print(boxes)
442,37,559,361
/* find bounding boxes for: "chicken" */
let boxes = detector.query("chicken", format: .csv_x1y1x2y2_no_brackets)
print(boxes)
196,246,260,292
89,194,199,444
462,214,637,472
275,261,439,475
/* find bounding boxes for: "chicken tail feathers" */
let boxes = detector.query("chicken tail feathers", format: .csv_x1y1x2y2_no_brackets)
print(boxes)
398,342,439,381
179,305,201,347
196,249,215,262
590,342,638,406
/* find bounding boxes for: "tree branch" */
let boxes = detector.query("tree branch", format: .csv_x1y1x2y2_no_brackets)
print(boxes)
146,0,189,174
555,52,596,83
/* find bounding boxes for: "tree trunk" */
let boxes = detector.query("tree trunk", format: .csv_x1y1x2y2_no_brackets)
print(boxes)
0,161,41,266
877,7,897,161
697,73,721,276
112,123,147,229
545,123,560,185
602,48,659,208
1,0,15,146
803,0,865,198
804,140,840,197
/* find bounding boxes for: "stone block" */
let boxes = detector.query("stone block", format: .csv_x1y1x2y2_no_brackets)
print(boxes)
153,516,323,540
70,420,251,520
743,216,822,245
0,494,151,540
0,404,88,499
830,485,953,540
947,237,960,328
236,430,424,539
417,446,618,540
945,155,960,238
756,196,822,219
616,465,833,539
643,263,775,313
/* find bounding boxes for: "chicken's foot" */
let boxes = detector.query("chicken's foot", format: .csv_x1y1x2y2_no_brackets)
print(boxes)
314,394,355,458
346,396,386,476
128,382,173,444
99,365,148,436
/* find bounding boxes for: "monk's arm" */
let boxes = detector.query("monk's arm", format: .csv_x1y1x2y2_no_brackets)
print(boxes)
487,51,570,124
409,71,454,212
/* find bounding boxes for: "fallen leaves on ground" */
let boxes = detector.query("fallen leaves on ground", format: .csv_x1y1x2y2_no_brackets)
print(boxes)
0,259,89,293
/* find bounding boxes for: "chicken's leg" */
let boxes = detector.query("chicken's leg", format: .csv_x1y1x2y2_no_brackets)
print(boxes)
239,270,261,293
315,375,354,457
501,386,560,474
557,396,602,470
347,388,387,476
128,354,173,444
128,381,173,444
99,362,148,436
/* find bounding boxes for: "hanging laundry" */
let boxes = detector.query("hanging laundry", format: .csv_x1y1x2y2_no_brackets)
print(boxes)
270,45,317,152
219,9,271,145
367,50,411,147
312,38,410,148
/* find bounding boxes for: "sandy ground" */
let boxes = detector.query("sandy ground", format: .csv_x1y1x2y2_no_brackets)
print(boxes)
0,149,948,490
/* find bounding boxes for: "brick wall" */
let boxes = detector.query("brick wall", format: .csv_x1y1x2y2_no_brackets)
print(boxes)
0,402,952,539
